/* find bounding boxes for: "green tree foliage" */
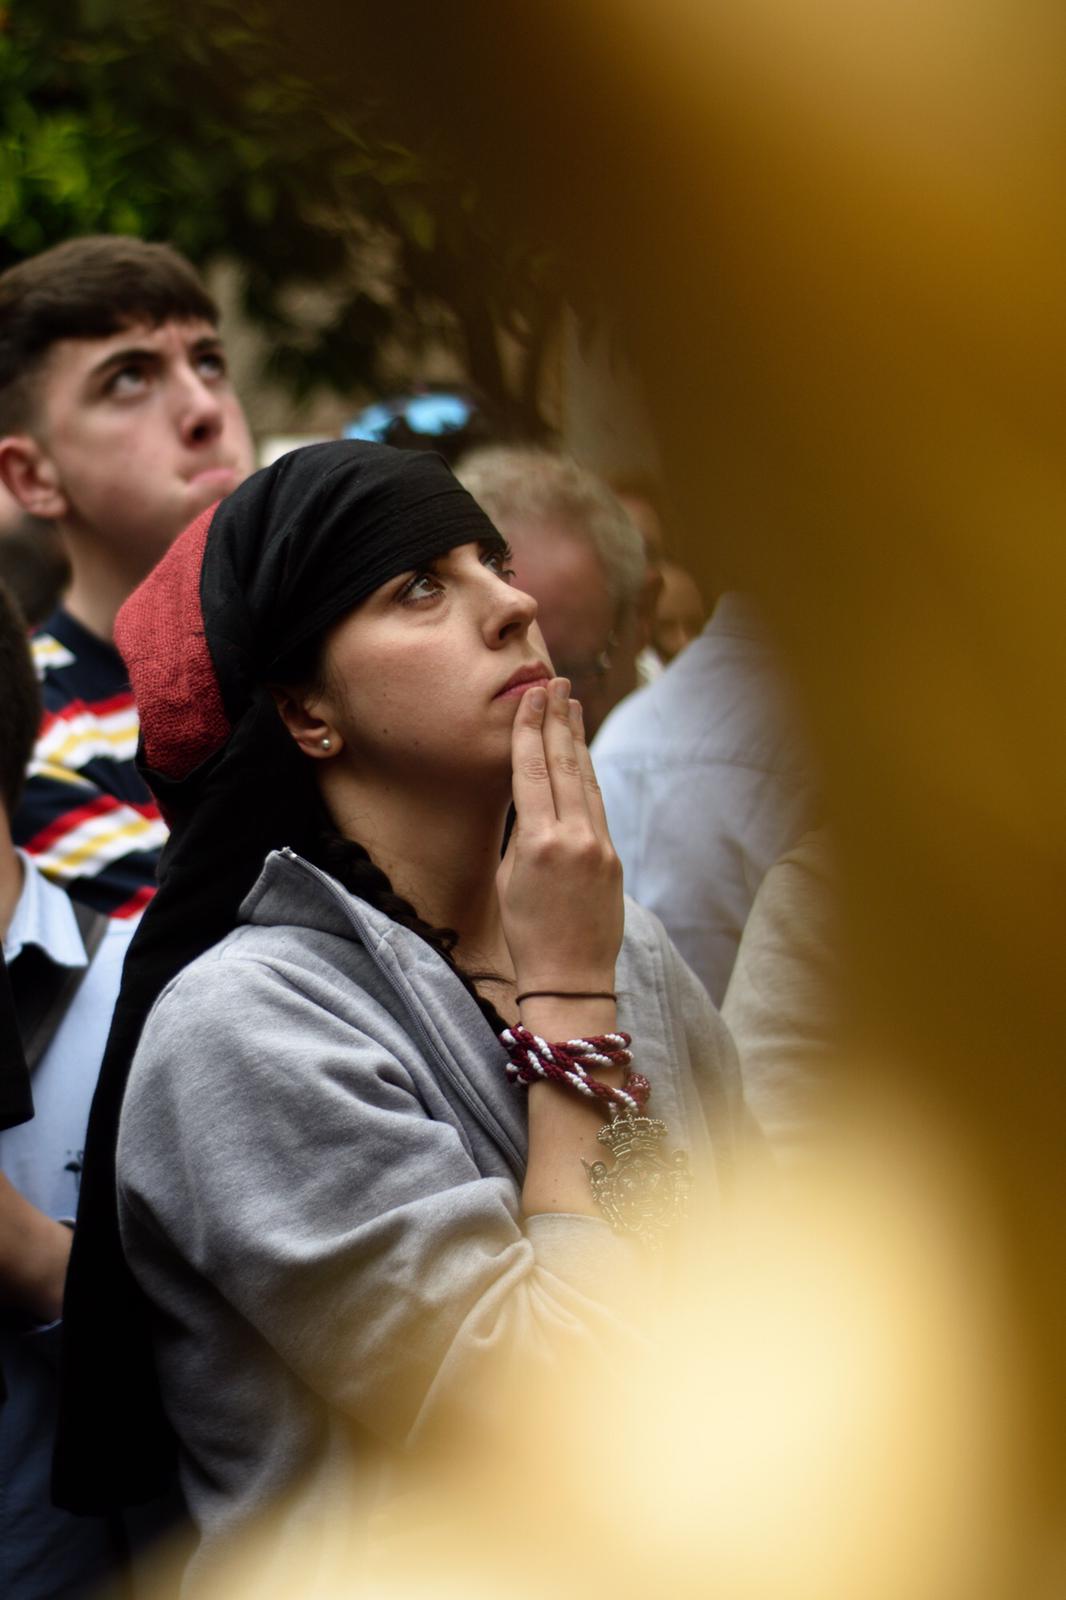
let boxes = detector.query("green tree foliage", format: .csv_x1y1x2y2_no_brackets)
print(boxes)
0,0,560,426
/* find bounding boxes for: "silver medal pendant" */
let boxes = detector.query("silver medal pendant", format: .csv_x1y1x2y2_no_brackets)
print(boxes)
584,1108,691,1246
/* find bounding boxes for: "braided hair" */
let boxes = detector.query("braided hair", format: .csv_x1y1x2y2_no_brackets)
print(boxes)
309,816,509,1035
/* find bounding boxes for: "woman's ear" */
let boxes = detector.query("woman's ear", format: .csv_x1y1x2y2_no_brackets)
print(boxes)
269,686,343,759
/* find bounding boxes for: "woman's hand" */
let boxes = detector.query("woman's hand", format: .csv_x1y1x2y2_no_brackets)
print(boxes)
497,676,623,1037
499,678,629,1217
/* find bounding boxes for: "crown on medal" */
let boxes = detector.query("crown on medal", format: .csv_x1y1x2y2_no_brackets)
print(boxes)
596,1112,669,1160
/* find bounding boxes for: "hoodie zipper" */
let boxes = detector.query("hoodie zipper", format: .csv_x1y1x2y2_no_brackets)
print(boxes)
277,848,525,1177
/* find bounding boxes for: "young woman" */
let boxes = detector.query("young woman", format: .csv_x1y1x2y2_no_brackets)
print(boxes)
55,443,747,1580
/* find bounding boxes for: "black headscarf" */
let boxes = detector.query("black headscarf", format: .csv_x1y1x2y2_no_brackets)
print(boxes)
54,442,505,1511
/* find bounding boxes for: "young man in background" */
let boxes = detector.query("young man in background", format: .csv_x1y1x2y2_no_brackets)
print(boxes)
0,236,255,916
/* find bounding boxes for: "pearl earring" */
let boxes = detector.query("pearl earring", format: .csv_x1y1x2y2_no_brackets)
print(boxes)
320,737,332,751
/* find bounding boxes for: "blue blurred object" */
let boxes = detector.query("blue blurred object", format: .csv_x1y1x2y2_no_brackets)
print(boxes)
343,389,492,465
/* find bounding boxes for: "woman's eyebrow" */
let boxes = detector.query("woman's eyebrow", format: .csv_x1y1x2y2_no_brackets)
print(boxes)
383,565,420,596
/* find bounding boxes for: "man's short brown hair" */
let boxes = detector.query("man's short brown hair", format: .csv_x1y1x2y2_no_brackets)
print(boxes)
0,235,219,434
0,579,41,817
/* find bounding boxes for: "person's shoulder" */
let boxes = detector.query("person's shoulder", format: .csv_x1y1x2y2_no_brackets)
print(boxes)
31,620,82,713
137,914,376,1062
30,616,79,681
125,929,295,1097
122,918,416,1152
591,676,666,758
593,623,725,760
30,609,128,705
589,646,713,764
151,922,301,1007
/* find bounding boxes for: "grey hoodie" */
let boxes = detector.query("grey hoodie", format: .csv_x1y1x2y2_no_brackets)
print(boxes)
117,848,747,1580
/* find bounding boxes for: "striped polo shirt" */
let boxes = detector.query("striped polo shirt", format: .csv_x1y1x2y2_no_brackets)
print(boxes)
13,609,168,919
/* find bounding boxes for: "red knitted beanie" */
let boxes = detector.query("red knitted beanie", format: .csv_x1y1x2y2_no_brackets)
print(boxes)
114,503,230,782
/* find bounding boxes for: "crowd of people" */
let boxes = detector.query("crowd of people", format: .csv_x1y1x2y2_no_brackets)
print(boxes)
0,235,826,1597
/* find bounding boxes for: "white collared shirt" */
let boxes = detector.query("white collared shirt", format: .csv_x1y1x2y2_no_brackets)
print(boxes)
0,853,133,1219
592,594,819,1005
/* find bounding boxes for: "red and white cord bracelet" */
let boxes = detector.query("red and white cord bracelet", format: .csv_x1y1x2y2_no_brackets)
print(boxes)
497,1024,651,1115
497,1023,690,1247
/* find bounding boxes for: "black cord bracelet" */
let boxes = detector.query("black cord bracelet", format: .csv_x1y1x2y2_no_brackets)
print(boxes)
515,990,617,1006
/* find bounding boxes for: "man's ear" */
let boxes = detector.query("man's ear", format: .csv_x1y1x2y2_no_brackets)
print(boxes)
269,685,342,760
0,437,68,521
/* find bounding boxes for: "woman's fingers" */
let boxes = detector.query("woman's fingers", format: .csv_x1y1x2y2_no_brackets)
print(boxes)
539,677,593,822
511,677,590,827
509,681,557,830
568,698,612,843
500,677,624,995
510,677,605,836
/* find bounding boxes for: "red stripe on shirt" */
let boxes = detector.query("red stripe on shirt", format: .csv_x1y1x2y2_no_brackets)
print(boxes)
112,885,157,919
38,690,137,734
75,690,136,719
23,793,161,855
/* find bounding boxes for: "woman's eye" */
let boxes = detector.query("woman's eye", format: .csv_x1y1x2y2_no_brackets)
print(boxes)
398,571,445,604
483,547,515,582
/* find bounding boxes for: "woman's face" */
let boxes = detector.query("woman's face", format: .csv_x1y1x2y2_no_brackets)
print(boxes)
305,539,551,787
